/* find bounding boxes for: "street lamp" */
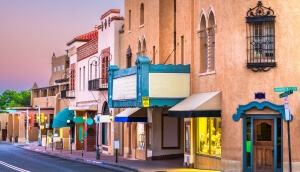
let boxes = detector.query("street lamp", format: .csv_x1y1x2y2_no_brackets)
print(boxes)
25,109,29,144
34,105,42,146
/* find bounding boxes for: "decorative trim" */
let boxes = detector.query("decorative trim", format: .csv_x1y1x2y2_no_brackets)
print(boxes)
232,101,293,122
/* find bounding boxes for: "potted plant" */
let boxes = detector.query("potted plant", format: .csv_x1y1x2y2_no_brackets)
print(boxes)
9,135,12,142
15,136,18,143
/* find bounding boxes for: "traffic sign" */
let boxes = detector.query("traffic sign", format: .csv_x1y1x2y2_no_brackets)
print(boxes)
279,90,293,98
96,115,100,123
274,87,298,92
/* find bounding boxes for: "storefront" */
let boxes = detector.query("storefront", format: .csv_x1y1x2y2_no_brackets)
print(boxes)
108,55,190,160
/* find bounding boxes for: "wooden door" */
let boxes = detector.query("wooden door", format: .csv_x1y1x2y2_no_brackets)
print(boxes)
254,119,274,172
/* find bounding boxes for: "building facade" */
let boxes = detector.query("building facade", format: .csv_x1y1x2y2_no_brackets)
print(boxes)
115,0,300,171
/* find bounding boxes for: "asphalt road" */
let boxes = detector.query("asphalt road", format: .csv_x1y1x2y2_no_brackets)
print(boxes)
0,142,119,172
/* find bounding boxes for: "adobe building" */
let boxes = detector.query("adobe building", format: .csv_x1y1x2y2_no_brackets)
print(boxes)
118,0,300,171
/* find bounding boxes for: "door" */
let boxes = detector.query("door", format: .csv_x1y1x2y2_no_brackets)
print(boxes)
254,119,274,172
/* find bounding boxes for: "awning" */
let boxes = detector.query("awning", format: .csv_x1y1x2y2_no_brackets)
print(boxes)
114,108,147,122
168,91,222,118
52,108,75,128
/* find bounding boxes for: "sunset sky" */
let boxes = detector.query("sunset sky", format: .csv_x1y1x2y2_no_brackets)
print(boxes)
0,0,124,94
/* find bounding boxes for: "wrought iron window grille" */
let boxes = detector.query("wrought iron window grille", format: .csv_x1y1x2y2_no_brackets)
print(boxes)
246,1,276,72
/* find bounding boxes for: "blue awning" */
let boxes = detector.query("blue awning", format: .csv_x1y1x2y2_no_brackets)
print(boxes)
114,108,147,122
52,108,75,128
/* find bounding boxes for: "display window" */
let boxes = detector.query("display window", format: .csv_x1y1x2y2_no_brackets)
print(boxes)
196,117,221,157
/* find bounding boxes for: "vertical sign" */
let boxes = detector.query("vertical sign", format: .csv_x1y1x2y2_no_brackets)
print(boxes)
284,96,291,121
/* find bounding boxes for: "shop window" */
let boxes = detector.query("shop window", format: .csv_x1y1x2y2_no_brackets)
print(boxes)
196,117,221,157
246,1,276,72
185,122,190,153
146,123,152,149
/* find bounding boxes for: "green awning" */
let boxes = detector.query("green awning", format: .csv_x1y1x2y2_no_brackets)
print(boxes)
52,108,75,128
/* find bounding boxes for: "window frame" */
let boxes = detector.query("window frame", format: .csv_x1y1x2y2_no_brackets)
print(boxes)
246,1,276,72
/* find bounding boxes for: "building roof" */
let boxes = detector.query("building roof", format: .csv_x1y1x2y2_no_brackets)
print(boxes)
66,30,98,46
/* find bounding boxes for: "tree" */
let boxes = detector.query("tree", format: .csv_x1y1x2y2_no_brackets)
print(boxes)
0,90,31,110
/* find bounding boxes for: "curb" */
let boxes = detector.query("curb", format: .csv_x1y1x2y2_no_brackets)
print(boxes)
17,145,138,172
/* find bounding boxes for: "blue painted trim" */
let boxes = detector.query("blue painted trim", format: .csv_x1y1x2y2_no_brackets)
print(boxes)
110,99,141,108
114,117,147,122
150,98,185,107
113,66,137,79
149,64,190,73
232,101,293,122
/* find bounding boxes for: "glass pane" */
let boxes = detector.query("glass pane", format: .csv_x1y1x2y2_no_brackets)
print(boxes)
257,122,271,141
246,118,251,168
196,117,221,157
277,118,282,168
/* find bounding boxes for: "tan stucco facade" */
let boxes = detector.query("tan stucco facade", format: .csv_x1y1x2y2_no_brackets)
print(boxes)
122,0,300,171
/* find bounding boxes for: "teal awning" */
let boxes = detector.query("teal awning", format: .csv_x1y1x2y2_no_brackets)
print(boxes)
52,108,75,128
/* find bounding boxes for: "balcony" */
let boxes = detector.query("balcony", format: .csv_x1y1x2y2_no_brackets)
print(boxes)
88,78,108,91
61,90,75,99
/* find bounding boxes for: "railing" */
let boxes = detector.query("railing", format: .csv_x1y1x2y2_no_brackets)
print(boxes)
88,78,108,91
61,90,75,99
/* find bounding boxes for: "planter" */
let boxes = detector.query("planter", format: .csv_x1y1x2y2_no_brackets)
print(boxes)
15,137,18,143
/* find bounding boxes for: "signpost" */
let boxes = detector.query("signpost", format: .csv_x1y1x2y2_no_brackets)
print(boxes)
274,86,297,172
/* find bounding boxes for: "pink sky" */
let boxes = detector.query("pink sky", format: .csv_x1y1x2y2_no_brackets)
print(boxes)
0,0,124,94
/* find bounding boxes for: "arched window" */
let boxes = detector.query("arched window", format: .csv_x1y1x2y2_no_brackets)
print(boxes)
199,15,207,73
140,3,144,26
207,11,216,72
138,39,142,55
142,38,146,55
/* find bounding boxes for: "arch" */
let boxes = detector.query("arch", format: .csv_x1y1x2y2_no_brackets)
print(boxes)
142,36,147,54
101,101,110,115
198,9,207,31
137,38,142,53
232,101,292,122
207,6,216,28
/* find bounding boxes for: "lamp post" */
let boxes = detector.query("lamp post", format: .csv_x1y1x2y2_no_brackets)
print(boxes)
35,105,42,146
26,109,29,144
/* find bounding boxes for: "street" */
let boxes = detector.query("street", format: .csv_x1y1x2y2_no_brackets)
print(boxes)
0,142,120,172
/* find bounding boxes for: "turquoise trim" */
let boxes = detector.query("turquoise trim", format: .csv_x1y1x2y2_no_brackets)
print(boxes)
113,66,137,79
149,64,190,73
150,98,185,107
232,101,293,122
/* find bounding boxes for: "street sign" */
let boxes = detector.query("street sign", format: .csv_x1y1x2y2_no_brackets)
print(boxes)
96,115,100,123
279,90,293,98
274,87,298,92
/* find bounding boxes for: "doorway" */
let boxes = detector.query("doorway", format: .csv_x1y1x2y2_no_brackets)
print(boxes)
244,117,282,172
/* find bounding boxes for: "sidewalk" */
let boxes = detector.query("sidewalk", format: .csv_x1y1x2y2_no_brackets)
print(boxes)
13,141,219,172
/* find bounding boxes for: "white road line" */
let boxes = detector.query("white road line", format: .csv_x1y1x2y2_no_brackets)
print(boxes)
0,161,30,172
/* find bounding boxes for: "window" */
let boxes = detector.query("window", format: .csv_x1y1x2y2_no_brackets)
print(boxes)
126,45,132,67
54,67,56,72
140,3,144,26
62,64,64,70
198,11,216,73
146,123,152,149
83,66,85,90
246,1,276,71
79,68,81,91
129,10,131,31
196,117,221,157
101,48,110,84
58,66,60,71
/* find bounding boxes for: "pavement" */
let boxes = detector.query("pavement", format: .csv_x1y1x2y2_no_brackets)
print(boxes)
7,141,220,172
